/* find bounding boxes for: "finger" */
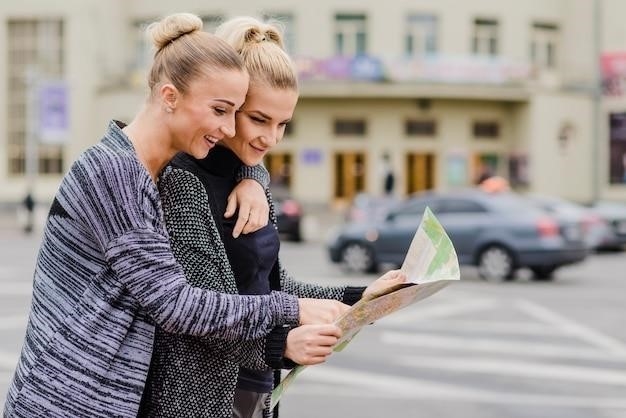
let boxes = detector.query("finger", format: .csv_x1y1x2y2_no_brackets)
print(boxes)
302,355,328,366
224,193,237,219
244,214,263,234
314,336,341,347
232,204,252,238
321,325,343,338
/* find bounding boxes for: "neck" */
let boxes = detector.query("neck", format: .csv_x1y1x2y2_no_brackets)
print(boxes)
123,105,176,181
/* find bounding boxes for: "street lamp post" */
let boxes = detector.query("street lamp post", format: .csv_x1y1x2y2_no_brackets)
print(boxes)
592,0,603,203
23,67,38,234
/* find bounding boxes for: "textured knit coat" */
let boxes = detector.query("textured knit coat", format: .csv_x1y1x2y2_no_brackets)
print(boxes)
138,152,364,418
2,121,300,418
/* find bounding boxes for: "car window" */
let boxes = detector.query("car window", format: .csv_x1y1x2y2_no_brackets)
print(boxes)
488,193,543,213
438,199,487,214
391,199,433,220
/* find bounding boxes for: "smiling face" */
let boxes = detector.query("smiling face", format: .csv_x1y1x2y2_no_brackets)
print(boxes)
221,84,298,166
166,69,249,159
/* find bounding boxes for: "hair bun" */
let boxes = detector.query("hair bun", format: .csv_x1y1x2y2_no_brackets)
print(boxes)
148,13,203,51
244,27,281,47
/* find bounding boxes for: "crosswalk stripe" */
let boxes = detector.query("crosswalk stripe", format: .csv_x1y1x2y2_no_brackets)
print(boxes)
0,315,28,331
379,297,498,325
380,331,626,362
0,351,18,370
291,365,626,409
396,354,626,385
516,299,626,356
380,318,557,336
0,281,33,296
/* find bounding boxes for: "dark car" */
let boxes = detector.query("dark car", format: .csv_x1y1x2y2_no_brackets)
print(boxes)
271,186,303,242
587,200,626,250
527,194,615,251
327,189,588,281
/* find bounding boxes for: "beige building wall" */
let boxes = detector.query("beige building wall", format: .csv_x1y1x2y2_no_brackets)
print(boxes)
525,93,594,201
2,0,624,206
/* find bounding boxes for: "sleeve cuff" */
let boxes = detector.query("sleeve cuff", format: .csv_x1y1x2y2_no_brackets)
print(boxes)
265,325,291,369
236,164,270,188
342,286,366,306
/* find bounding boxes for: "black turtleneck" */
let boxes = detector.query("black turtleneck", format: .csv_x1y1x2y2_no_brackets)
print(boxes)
196,145,280,393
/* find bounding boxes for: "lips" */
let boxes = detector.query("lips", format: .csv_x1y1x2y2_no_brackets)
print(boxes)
204,135,219,147
250,144,268,153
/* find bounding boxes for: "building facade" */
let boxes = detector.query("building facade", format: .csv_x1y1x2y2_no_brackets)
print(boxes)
1,0,624,207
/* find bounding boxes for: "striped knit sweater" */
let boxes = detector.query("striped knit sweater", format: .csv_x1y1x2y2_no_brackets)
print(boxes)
3,121,299,418
138,151,365,418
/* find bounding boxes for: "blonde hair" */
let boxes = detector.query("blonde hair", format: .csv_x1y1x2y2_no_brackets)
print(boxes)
146,12,244,95
214,16,298,91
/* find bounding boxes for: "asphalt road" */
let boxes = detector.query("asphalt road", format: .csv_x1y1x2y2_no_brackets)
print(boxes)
1,229,625,418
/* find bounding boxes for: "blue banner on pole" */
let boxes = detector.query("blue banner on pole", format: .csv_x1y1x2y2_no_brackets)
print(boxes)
38,81,68,144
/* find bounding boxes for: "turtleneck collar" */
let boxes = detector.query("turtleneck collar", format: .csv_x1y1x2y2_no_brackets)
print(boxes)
197,145,242,179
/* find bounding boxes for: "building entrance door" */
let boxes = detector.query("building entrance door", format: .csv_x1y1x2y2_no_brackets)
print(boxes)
333,152,366,203
264,152,293,188
406,153,435,194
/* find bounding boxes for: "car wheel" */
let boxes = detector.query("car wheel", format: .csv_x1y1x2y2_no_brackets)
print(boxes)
477,245,515,281
340,242,376,273
530,265,557,281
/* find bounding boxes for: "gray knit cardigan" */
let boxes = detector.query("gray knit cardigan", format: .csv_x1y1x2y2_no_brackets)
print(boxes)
3,121,299,418
138,153,361,418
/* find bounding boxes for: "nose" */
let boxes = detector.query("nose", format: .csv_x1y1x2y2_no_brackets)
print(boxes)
260,126,281,146
219,117,236,138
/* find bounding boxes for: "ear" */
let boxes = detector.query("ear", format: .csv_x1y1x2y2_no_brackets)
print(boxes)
158,83,179,112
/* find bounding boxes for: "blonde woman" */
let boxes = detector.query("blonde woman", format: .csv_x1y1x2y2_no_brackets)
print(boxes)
139,16,405,418
3,13,347,418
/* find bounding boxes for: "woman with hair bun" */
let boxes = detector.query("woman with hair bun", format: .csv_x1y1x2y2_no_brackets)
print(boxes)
139,16,405,418
3,13,348,418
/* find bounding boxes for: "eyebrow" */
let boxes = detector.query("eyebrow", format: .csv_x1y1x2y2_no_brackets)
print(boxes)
245,109,291,123
215,99,236,107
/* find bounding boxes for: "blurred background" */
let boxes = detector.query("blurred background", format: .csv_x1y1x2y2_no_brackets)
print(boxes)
3,0,626,212
1,1,626,417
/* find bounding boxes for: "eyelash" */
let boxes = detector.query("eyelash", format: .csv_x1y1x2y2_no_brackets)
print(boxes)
245,112,289,127
214,107,227,116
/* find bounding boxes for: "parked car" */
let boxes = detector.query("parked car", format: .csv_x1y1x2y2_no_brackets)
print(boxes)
345,193,401,223
327,189,588,281
587,200,626,250
526,194,615,251
271,186,303,242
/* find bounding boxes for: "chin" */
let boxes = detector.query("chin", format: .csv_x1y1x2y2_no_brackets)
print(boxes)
243,157,263,166
193,147,212,160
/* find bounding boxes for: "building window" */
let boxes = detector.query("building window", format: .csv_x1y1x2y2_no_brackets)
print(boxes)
531,22,559,69
7,19,65,176
334,13,367,56
473,121,500,138
405,119,437,136
609,112,626,184
334,119,367,136
405,14,438,56
472,18,499,56
262,12,295,53
131,19,155,77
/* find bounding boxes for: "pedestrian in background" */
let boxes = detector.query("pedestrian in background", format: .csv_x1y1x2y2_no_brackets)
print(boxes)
3,12,346,418
381,152,396,196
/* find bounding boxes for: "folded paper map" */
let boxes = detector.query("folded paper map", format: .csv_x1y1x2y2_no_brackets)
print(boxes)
271,207,460,409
